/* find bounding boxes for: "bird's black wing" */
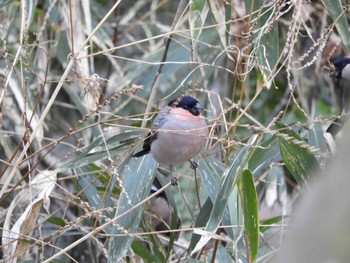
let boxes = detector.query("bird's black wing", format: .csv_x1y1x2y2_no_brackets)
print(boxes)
326,115,349,136
132,132,157,157
132,105,169,158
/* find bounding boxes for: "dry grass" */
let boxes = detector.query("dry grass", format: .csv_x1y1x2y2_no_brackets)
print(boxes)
0,0,348,262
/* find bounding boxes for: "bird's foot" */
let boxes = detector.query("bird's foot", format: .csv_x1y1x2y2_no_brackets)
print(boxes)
171,177,178,186
189,160,198,170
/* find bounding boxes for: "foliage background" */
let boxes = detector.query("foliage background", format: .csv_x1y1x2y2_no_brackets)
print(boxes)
0,0,349,262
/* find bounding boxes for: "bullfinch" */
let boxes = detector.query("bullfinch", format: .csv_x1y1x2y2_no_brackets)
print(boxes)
132,96,208,169
147,179,181,234
327,58,350,135
331,58,350,112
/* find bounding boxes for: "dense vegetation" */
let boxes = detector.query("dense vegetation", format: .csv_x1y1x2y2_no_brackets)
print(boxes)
0,1,349,262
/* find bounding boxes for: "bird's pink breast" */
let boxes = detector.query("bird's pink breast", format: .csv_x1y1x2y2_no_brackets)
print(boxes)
151,108,208,166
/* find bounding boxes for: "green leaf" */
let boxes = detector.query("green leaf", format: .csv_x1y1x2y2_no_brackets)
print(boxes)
307,124,328,152
108,154,157,262
323,0,350,52
248,135,281,175
146,229,167,262
47,216,66,227
245,0,280,88
62,130,143,169
276,123,320,185
88,163,121,198
75,166,115,233
192,0,205,10
238,169,259,263
131,240,162,263
199,157,237,240
189,197,213,253
199,156,240,235
192,136,257,254
208,0,227,47
260,216,284,233
190,0,208,45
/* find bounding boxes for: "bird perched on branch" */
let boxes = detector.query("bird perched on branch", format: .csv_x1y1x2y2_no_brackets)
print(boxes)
327,58,350,135
132,96,208,169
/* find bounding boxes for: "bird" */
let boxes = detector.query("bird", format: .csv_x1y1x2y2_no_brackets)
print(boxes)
147,178,181,234
132,96,208,169
330,58,350,112
326,58,350,135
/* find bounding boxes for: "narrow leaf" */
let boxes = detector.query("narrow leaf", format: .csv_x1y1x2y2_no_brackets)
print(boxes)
108,155,157,262
248,135,281,175
131,241,162,263
192,136,257,254
307,124,328,152
245,0,280,88
276,123,320,185
190,0,209,45
260,216,284,233
323,0,350,52
189,197,213,252
62,130,143,169
47,217,66,227
208,0,227,47
238,169,259,263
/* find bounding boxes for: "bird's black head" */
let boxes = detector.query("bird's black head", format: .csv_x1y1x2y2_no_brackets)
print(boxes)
331,58,350,79
168,96,204,116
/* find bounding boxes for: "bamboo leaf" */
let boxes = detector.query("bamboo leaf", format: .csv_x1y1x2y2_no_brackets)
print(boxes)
245,0,280,88
75,166,115,233
190,0,209,45
323,0,350,52
260,216,284,233
192,136,257,254
47,217,67,227
276,123,320,185
248,135,281,175
238,169,259,262
189,197,213,253
199,156,238,240
62,130,143,169
208,0,227,48
131,241,162,263
108,155,157,262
